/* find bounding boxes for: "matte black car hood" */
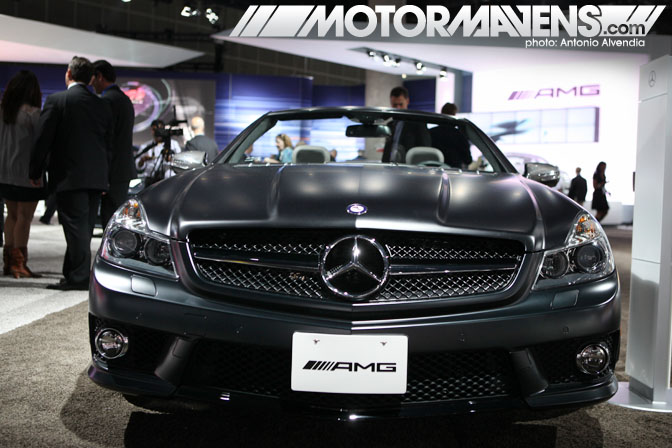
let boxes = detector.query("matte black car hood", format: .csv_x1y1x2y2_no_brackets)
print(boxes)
139,164,582,252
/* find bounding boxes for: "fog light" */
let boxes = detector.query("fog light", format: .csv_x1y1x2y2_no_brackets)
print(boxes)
95,328,128,359
541,251,569,279
576,343,610,375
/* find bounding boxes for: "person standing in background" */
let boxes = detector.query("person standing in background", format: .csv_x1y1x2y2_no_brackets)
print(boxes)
382,86,431,163
91,60,136,229
185,116,219,163
29,56,113,290
0,70,45,278
568,167,588,206
429,102,472,169
592,162,609,222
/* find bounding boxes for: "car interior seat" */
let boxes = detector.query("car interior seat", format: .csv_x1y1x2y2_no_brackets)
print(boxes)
292,145,331,163
405,147,444,165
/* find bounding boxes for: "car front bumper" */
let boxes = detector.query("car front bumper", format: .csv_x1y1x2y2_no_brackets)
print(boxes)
88,256,620,418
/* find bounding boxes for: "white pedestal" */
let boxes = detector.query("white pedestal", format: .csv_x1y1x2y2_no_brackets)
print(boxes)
610,55,672,412
610,381,672,413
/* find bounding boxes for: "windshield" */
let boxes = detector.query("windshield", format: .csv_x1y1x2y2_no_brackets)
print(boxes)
218,110,510,173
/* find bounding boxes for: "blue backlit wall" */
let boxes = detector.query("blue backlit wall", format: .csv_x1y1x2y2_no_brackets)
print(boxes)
403,79,435,113
308,85,366,161
0,64,366,159
313,85,365,108
0,64,74,104
218,74,313,156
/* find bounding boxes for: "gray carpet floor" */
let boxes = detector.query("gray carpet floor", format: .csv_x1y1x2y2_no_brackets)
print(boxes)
0,227,671,447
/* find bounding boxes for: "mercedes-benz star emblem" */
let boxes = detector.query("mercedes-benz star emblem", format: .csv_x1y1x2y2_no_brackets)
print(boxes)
649,70,656,87
346,203,367,215
320,235,389,300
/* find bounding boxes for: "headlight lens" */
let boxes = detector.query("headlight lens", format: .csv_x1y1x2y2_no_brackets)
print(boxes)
100,199,177,278
110,229,141,257
533,213,614,290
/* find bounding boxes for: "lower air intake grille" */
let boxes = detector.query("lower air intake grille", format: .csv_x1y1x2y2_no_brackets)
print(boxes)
182,340,518,408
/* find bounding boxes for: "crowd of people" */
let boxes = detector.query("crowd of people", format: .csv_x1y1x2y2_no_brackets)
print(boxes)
0,56,224,288
0,57,134,288
0,73,614,288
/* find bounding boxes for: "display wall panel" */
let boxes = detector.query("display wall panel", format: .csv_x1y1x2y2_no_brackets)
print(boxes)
471,56,647,208
404,79,436,113
0,62,365,159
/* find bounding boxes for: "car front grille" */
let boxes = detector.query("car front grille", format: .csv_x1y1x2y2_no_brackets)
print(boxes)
188,229,524,304
181,340,518,407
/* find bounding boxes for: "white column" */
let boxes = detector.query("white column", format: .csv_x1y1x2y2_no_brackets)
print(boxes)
611,55,672,411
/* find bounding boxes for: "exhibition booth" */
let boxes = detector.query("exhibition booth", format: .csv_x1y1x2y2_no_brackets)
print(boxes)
3,7,665,226
2,6,672,445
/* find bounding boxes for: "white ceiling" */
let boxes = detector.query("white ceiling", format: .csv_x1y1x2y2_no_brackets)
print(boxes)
0,15,203,68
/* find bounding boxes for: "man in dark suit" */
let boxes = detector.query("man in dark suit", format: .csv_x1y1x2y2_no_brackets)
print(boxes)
92,60,136,228
185,116,219,163
29,56,113,290
382,86,431,163
568,167,588,206
429,102,472,169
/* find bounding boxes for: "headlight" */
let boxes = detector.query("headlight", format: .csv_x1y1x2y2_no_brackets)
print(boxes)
100,199,177,278
533,213,614,290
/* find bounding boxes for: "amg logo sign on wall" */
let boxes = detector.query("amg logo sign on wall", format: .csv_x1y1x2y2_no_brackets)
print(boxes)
230,5,665,39
508,84,601,100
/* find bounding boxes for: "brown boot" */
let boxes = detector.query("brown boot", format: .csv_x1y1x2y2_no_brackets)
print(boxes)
19,247,41,278
9,247,31,279
3,245,11,276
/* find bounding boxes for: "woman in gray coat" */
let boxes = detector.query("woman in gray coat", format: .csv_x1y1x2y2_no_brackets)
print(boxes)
0,70,44,278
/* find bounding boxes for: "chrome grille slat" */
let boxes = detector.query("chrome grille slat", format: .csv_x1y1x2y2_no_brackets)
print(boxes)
192,250,320,272
188,229,524,303
388,263,517,276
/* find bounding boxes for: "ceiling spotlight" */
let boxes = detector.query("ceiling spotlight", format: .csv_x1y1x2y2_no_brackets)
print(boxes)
383,54,391,64
415,62,426,75
206,8,219,24
401,73,407,79
368,50,376,58
439,68,448,78
181,6,199,17
393,58,401,67
121,0,132,3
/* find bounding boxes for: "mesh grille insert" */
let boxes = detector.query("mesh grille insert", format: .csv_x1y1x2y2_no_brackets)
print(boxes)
189,229,524,303
181,340,518,408
531,332,620,385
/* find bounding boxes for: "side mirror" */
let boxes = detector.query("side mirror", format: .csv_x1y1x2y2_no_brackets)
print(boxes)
524,162,560,187
171,151,206,173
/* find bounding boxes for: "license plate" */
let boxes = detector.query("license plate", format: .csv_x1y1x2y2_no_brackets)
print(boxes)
291,332,408,394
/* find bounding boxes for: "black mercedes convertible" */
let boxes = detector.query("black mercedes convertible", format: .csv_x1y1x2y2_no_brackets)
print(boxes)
88,107,619,419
